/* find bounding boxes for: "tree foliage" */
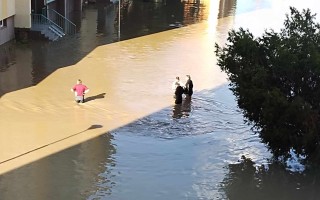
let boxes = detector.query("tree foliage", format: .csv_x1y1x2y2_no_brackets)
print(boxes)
215,7,320,162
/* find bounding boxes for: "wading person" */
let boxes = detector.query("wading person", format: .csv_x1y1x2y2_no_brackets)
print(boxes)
184,75,193,97
172,76,184,91
71,79,89,103
174,82,184,104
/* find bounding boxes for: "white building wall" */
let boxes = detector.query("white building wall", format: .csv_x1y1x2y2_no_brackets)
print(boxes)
0,0,15,20
15,0,31,28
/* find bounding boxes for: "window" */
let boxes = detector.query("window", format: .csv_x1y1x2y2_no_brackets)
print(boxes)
0,19,7,28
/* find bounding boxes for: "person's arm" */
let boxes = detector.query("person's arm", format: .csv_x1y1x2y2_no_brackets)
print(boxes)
82,85,89,94
180,81,185,88
71,86,77,96
172,82,176,90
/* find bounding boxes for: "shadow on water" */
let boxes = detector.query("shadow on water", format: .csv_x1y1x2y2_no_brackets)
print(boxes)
0,133,116,200
85,92,106,102
1,84,319,199
0,125,103,165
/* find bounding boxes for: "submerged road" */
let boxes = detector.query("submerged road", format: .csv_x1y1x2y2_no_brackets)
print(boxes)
1,0,319,176
2,1,320,199
0,20,228,174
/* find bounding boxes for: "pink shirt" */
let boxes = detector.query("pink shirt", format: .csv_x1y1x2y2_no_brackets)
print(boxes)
73,84,88,96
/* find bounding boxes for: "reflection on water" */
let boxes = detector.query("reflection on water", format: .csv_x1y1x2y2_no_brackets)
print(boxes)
222,156,320,200
218,0,237,18
0,43,15,72
172,96,192,119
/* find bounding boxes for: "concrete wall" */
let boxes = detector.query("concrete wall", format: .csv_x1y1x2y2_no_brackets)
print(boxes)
15,0,31,28
0,0,15,20
0,16,14,45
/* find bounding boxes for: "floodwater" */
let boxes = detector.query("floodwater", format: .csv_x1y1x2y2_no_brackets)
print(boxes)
1,0,320,199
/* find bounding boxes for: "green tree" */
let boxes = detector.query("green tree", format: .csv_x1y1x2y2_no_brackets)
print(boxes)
215,7,320,163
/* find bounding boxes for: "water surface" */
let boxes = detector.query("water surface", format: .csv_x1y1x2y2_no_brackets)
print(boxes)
1,0,320,199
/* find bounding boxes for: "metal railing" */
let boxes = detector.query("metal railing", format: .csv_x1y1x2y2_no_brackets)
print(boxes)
31,13,64,33
42,8,76,35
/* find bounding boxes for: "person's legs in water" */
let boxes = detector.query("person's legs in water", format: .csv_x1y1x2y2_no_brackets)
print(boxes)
76,96,84,103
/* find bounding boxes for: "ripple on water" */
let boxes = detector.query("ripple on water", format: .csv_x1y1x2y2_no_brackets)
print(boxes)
114,87,254,141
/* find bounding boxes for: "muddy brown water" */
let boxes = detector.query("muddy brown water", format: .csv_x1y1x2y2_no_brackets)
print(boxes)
1,0,320,199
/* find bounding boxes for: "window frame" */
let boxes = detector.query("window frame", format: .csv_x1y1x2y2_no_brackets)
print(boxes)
0,19,7,28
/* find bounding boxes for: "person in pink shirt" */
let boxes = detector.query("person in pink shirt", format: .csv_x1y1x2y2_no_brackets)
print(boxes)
71,79,89,103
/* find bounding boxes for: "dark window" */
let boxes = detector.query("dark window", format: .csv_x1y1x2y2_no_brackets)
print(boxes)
0,19,7,27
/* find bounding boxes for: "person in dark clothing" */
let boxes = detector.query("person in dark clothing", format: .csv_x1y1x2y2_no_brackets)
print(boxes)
184,75,193,97
175,82,184,104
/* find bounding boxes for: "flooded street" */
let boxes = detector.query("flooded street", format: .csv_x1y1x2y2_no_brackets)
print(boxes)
1,0,320,199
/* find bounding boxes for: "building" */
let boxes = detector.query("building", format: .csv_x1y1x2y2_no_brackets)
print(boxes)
30,0,82,41
0,0,15,45
0,0,82,46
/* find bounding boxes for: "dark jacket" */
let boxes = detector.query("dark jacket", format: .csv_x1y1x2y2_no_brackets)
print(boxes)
184,80,193,96
175,86,184,104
